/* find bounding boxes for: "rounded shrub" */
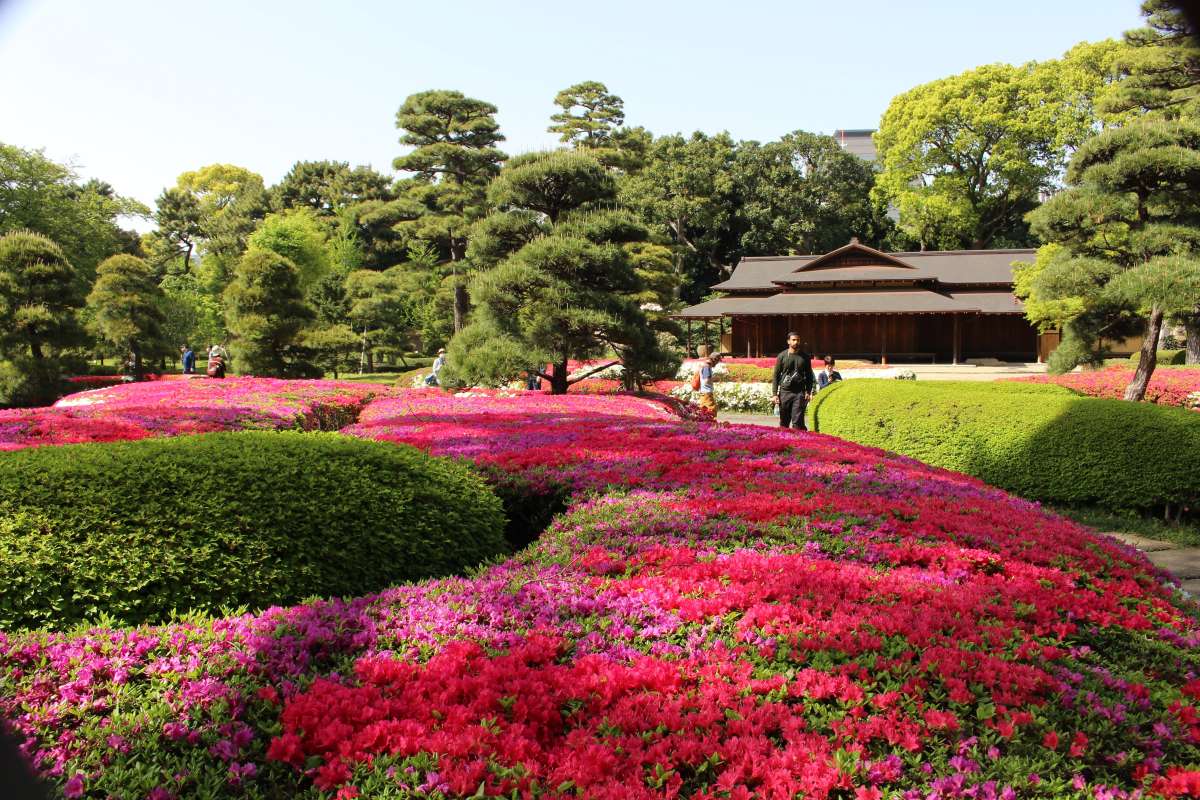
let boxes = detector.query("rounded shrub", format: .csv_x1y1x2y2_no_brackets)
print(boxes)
0,431,506,629
811,379,1200,514
1130,349,1186,365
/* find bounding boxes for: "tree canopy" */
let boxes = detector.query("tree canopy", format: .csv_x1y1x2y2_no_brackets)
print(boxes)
223,248,316,377
874,44,1123,250
1024,120,1200,400
87,254,166,379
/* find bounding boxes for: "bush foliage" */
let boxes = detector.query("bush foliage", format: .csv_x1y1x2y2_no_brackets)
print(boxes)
1130,348,1187,365
811,379,1200,514
0,431,506,629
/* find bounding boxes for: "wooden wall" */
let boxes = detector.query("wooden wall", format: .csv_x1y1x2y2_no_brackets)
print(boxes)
728,314,1038,362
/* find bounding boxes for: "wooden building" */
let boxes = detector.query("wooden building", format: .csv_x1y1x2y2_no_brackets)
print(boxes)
676,240,1059,363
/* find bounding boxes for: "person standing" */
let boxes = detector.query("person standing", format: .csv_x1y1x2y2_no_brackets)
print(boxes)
816,355,843,391
697,354,720,413
181,345,195,375
771,333,815,429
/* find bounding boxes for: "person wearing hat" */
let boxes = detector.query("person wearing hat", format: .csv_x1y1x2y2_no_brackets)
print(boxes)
426,348,447,386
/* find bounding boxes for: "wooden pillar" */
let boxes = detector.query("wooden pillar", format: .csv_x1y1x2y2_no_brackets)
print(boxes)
686,320,692,357
952,315,960,365
702,319,710,353
881,317,888,367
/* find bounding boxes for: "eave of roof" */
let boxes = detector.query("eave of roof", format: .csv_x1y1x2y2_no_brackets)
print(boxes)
673,290,1026,318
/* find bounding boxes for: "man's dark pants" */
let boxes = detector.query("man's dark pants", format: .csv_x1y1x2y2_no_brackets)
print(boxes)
778,390,808,430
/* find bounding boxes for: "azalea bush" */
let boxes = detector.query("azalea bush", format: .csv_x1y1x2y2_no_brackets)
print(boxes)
671,381,775,413
0,377,383,450
812,380,1200,515
1011,367,1200,410
2,386,1198,798
0,431,506,629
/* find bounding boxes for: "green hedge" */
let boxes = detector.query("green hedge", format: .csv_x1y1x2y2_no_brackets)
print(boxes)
0,432,506,629
811,380,1200,514
1130,349,1186,365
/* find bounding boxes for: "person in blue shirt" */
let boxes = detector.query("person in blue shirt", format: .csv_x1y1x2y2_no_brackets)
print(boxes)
425,348,447,386
697,354,720,413
816,356,842,391
180,345,195,375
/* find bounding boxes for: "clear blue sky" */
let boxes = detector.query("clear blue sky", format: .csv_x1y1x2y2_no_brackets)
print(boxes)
0,0,1144,220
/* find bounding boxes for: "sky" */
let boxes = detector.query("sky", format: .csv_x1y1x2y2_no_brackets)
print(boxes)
0,0,1145,227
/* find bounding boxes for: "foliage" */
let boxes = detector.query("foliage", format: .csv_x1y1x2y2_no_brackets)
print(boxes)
246,208,332,290
0,431,506,629
86,254,167,379
0,142,145,282
394,90,507,331
300,323,360,379
0,377,381,449
269,160,393,216
223,249,316,377
1131,348,1187,365
812,379,1200,514
874,43,1123,250
0,230,84,404
1026,120,1200,398
3,389,1200,797
671,380,774,412
486,150,615,222
167,164,268,287
1099,0,1200,121
159,272,226,356
1013,364,1200,406
548,80,625,148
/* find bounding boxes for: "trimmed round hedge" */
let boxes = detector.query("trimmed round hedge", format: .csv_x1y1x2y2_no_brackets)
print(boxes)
811,379,1200,514
0,431,506,629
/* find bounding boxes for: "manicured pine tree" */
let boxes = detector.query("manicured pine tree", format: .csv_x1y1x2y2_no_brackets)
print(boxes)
1026,119,1200,401
87,254,166,380
223,248,315,377
0,230,84,362
453,150,674,394
393,90,506,333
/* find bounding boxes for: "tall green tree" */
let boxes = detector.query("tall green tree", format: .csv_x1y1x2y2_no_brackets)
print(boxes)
549,80,625,148
150,187,203,275
454,150,673,393
1100,1,1200,362
345,267,410,372
269,161,393,215
87,254,166,379
0,231,85,404
246,209,331,291
619,131,740,299
1025,120,1200,401
0,144,145,284
733,131,894,256
874,43,1122,250
1100,0,1200,121
166,164,268,287
223,248,315,377
393,90,506,332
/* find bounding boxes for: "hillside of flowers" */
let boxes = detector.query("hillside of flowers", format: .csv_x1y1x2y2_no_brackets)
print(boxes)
1011,367,1200,410
0,377,384,450
2,382,1198,798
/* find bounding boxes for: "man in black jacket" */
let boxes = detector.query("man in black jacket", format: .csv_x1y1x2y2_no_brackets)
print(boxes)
771,332,816,429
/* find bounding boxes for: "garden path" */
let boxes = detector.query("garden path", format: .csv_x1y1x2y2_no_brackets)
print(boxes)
719,413,1200,595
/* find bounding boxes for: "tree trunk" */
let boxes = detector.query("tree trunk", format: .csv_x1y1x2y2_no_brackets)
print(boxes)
1124,306,1164,402
549,358,569,395
130,342,143,381
182,241,193,274
1185,314,1200,365
30,342,43,360
453,284,469,334
359,329,369,374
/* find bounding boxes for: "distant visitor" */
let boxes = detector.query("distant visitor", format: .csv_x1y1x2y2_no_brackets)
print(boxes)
816,356,842,391
772,333,815,430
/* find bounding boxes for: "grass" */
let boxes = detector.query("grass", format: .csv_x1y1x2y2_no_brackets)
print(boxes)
1051,504,1200,547
324,372,402,384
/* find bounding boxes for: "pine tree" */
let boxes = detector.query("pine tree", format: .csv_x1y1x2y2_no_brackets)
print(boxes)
1026,120,1200,401
452,151,675,394
87,254,166,379
393,90,506,332
223,249,316,377
0,230,85,405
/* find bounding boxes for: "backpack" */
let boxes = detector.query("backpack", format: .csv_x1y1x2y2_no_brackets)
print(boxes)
690,369,701,391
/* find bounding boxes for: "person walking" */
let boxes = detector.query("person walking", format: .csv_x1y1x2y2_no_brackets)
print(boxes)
697,354,720,413
771,333,815,429
180,345,195,375
816,355,843,391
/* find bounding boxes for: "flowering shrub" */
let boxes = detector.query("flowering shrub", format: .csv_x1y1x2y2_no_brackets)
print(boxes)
671,381,775,413
1,389,1199,798
1011,367,1200,409
0,378,383,450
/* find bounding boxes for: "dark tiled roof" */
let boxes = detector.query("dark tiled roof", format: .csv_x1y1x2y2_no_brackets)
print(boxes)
712,249,1036,291
674,290,1025,317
